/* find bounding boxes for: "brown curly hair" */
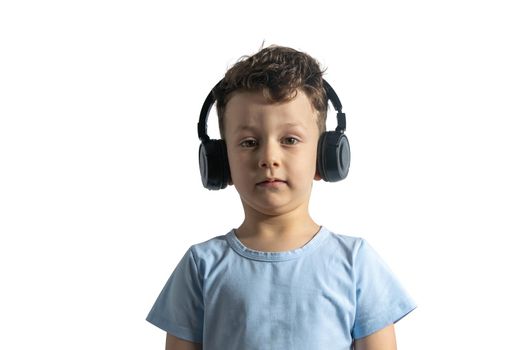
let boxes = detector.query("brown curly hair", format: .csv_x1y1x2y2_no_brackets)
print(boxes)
213,45,328,138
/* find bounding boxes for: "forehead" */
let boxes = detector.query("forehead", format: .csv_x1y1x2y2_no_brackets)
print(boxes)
223,90,317,131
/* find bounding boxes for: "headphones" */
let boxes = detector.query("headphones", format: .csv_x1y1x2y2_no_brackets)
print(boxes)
197,79,350,190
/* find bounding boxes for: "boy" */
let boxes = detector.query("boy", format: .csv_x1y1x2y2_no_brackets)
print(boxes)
147,45,416,350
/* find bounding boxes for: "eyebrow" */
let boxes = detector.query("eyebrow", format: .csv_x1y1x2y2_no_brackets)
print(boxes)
234,125,257,133
282,122,307,129
234,122,307,133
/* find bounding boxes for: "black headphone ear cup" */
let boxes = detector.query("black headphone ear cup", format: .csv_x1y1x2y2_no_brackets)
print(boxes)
316,131,351,182
199,139,231,190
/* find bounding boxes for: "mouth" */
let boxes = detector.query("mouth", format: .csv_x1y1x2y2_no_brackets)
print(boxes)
256,178,287,187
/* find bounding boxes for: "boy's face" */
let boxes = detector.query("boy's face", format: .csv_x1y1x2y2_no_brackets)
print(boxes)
223,90,320,217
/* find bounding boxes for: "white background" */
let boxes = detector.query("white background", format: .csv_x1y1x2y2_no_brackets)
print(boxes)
1,1,524,349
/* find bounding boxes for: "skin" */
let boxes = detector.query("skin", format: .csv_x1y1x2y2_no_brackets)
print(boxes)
353,324,397,350
165,90,397,350
224,90,322,250
166,334,202,350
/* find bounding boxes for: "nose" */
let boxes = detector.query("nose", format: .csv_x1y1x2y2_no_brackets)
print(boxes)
258,140,281,169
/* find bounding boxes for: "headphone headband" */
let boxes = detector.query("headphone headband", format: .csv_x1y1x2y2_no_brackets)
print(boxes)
197,79,346,142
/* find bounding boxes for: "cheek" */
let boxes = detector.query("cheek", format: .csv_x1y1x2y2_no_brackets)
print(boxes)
291,148,318,176
227,150,251,179
227,149,248,166
309,147,320,174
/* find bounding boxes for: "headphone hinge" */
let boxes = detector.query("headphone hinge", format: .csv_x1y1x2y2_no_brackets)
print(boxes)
198,121,210,142
336,112,346,133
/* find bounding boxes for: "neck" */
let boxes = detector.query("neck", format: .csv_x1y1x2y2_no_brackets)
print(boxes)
236,201,320,240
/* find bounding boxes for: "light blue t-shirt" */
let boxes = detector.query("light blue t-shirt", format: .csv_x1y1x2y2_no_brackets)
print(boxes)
146,227,416,349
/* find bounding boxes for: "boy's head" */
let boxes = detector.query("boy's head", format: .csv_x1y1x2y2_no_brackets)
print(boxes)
210,45,329,216
213,45,328,139
197,44,349,195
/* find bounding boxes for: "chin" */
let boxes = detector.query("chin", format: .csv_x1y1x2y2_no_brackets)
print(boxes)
256,206,290,217
242,197,306,217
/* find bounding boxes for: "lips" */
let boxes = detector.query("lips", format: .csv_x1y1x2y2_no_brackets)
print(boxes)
256,178,286,186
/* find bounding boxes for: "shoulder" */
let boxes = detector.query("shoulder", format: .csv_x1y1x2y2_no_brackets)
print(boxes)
321,228,391,271
189,232,229,258
184,229,233,275
322,227,368,257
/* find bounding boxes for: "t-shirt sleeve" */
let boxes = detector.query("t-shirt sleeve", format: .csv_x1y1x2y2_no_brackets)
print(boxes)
351,238,417,340
146,247,204,343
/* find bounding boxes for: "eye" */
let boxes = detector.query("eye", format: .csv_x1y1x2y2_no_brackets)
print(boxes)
240,139,258,148
282,137,299,145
